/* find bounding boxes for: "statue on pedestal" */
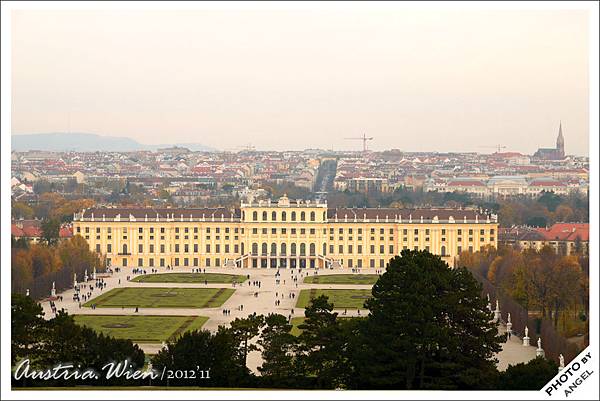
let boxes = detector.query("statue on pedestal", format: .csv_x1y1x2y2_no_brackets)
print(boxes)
84,269,88,282
536,337,545,358
523,326,530,346
26,289,30,297
73,273,78,289
51,281,56,297
506,313,512,334
494,299,501,322
559,354,565,371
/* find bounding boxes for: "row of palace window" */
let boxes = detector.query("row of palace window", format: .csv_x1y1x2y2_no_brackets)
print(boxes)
109,257,389,269
100,243,241,255
85,228,495,244
110,244,482,269
80,226,241,235
98,239,487,257
247,210,326,222
88,232,493,245
111,256,407,269
81,225,494,237
111,257,225,268
106,243,491,268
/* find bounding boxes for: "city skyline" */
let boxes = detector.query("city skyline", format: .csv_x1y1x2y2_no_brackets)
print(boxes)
10,122,582,156
11,8,590,155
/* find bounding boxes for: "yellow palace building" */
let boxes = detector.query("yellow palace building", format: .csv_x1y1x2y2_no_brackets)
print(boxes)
73,195,498,270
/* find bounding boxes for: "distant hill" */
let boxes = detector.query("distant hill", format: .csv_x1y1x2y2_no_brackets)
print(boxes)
11,133,215,152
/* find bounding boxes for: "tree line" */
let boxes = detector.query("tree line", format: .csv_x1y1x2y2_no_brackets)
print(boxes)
12,251,557,389
459,245,588,336
11,235,105,300
12,193,95,222
326,188,588,227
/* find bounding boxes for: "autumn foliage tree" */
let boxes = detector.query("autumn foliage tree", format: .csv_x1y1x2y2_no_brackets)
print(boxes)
460,245,586,329
24,193,95,221
12,202,35,219
57,235,103,275
11,235,104,299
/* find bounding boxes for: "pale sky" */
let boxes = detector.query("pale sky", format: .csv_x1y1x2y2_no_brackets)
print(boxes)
11,8,590,155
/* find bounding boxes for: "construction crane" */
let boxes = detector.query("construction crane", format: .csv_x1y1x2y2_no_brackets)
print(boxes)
344,133,374,152
479,144,507,153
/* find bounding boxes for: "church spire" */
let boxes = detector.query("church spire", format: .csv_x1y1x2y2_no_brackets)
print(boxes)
556,121,565,157
559,120,563,137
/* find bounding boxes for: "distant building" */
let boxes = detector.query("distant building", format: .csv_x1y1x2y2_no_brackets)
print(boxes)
424,174,586,199
530,223,589,255
346,177,390,193
501,223,589,256
11,220,73,243
492,152,531,165
534,122,565,160
157,146,191,156
445,179,488,197
73,171,86,184
526,178,569,196
400,174,428,190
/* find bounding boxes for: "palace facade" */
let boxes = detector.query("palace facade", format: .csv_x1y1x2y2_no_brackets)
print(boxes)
73,196,498,269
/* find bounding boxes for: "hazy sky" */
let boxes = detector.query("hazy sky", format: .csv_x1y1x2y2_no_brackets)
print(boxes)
11,8,590,155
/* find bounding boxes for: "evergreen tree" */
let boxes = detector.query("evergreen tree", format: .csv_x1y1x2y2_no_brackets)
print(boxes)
538,191,562,212
41,218,61,246
229,313,265,367
257,313,296,386
11,294,46,364
296,295,352,389
498,357,558,390
351,250,503,390
151,327,252,387
211,326,255,387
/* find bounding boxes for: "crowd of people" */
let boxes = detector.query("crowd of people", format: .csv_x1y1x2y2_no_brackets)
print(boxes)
65,276,108,309
48,299,61,314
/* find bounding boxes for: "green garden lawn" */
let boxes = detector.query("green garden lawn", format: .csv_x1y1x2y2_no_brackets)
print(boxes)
83,287,234,308
290,317,305,336
295,289,372,309
303,274,379,285
73,315,208,343
132,273,247,284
